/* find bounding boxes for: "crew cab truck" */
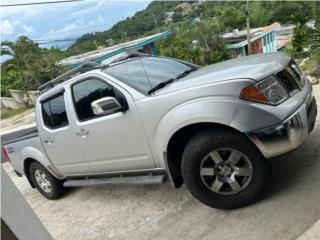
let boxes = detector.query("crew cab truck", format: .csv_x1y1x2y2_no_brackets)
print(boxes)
3,52,317,209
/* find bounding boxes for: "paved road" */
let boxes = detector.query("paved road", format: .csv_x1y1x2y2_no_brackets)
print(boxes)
2,84,320,240
3,123,320,240
3,111,320,240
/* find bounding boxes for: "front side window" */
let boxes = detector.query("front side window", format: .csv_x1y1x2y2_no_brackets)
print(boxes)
104,57,196,94
41,93,68,129
72,79,126,121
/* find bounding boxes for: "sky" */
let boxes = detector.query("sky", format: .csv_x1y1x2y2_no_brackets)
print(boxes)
0,0,152,49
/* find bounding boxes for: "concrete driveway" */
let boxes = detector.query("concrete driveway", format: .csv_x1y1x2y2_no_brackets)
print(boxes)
2,85,320,240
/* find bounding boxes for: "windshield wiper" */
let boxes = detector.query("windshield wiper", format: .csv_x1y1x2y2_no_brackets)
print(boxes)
175,68,196,80
147,68,196,95
147,78,174,95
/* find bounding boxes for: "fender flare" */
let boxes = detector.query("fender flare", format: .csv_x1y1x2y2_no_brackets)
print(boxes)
21,147,65,180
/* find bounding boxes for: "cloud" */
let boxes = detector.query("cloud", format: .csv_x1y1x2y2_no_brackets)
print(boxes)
0,19,35,37
21,24,34,33
70,0,111,17
1,0,105,20
39,15,108,40
0,0,152,45
1,19,14,35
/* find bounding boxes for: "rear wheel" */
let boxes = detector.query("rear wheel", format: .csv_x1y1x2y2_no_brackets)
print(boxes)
29,162,65,200
181,129,271,209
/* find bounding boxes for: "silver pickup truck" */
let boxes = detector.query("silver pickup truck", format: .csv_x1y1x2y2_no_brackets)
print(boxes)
3,52,317,209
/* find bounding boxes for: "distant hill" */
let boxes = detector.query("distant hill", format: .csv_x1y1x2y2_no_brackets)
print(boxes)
66,1,179,55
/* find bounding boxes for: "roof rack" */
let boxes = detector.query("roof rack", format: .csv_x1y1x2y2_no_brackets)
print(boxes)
38,61,105,92
38,49,150,92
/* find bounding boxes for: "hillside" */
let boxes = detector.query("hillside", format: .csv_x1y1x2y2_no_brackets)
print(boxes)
66,1,178,55
2,1,318,97
66,0,316,56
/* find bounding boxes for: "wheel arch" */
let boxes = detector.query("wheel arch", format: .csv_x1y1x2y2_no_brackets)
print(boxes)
165,122,247,188
21,147,65,182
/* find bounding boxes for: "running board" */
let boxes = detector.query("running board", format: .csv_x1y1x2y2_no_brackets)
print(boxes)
63,174,167,187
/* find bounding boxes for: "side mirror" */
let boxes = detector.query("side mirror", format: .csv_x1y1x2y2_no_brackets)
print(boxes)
91,97,123,116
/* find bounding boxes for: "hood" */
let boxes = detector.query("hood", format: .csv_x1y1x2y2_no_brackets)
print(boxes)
159,52,291,94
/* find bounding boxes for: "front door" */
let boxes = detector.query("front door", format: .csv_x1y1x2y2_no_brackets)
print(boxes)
70,77,154,173
38,90,88,175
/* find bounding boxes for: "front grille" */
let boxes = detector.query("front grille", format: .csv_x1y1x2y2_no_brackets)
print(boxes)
276,69,300,93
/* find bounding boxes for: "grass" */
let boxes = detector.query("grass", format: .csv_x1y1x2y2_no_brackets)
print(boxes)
1,106,31,120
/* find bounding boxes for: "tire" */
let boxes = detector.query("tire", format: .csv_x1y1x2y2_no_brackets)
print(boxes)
181,129,271,209
29,162,65,200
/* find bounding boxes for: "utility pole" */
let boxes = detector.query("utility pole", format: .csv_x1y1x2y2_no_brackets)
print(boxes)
246,0,251,55
93,40,98,50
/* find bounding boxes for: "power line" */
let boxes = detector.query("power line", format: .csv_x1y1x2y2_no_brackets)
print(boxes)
1,0,85,7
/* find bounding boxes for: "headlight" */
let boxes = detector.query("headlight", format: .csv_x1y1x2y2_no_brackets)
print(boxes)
240,75,289,105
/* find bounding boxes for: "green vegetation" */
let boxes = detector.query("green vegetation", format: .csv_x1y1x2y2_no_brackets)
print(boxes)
67,1,316,56
300,58,317,72
1,1,319,96
157,19,231,65
1,106,31,119
1,37,68,96
299,2,320,79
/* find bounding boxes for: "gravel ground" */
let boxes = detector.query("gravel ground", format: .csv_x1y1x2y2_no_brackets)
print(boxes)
2,85,320,240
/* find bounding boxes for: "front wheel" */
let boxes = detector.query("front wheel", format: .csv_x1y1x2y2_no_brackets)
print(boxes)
29,162,65,200
181,129,271,209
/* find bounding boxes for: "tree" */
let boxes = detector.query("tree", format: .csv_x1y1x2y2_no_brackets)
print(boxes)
1,37,67,97
157,19,230,66
250,2,272,27
192,20,230,64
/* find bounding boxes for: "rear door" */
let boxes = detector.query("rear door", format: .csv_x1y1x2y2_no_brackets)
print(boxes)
70,76,155,173
38,89,89,175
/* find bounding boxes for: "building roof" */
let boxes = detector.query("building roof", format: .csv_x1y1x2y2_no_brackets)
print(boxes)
175,2,192,11
276,35,292,50
58,31,171,67
261,22,281,33
222,22,281,49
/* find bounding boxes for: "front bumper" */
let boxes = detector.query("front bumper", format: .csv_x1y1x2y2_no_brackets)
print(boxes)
247,95,317,158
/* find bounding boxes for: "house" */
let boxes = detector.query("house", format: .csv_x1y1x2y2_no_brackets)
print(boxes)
175,2,192,11
165,11,174,23
222,22,281,57
58,31,171,68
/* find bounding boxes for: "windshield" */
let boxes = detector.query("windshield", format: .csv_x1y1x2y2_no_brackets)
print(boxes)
103,57,198,94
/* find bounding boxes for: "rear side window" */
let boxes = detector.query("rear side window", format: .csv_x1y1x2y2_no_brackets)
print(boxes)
41,93,68,129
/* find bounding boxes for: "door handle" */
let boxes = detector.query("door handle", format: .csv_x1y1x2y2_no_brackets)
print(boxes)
76,129,89,138
44,139,54,145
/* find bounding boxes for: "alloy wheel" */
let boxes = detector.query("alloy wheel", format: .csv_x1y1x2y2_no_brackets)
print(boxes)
34,169,52,193
199,148,253,195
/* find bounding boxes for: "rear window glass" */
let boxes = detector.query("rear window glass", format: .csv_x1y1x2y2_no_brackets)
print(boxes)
41,93,68,129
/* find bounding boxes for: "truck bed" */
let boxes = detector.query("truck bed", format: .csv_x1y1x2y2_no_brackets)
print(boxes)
1,127,38,163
